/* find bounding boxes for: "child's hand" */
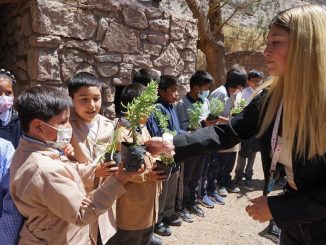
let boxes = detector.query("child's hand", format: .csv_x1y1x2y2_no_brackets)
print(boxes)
149,165,166,181
95,162,118,177
63,143,75,159
115,162,146,184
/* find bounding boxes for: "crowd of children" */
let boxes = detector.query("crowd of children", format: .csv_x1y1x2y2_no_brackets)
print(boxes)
0,66,264,245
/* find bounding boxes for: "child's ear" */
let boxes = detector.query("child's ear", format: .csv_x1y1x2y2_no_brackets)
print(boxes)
30,119,43,134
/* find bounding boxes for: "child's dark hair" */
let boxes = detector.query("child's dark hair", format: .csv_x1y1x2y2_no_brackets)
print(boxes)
120,83,146,113
0,69,16,83
132,68,160,86
190,70,213,88
247,70,264,81
225,65,247,89
15,86,72,133
68,72,102,97
159,75,180,91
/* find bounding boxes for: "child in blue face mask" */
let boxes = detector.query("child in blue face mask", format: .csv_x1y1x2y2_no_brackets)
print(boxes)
0,69,22,148
175,70,224,221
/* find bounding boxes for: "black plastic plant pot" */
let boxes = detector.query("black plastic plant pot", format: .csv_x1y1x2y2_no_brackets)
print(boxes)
155,160,173,181
206,113,219,121
102,151,121,167
121,142,146,172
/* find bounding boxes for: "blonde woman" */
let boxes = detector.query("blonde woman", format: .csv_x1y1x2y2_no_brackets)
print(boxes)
143,4,326,244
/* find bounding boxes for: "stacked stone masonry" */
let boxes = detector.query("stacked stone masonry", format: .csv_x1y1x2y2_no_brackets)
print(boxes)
0,0,198,118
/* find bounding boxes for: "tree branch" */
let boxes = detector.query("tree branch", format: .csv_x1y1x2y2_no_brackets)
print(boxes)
213,0,261,36
185,0,217,48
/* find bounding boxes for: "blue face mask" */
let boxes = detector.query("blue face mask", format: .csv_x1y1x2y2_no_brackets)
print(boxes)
198,90,210,99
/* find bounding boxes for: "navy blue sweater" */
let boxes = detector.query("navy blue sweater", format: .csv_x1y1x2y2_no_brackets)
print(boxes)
146,98,186,171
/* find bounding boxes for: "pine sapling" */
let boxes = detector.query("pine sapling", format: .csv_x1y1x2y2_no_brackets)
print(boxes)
123,80,159,144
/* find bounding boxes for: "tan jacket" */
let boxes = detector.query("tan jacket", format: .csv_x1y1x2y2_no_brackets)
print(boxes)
70,111,116,243
70,111,115,188
10,136,126,245
115,124,161,230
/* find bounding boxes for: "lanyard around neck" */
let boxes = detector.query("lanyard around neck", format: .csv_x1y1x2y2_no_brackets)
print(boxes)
270,100,283,176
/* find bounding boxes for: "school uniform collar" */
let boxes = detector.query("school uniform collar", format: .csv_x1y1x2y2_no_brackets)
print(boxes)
186,93,203,103
156,98,173,109
20,135,67,161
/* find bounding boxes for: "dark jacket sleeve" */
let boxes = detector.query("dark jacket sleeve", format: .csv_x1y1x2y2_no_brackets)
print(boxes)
268,181,326,229
173,124,240,162
173,91,265,162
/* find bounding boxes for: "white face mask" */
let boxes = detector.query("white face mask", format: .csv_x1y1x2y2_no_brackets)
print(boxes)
0,95,13,113
42,122,72,149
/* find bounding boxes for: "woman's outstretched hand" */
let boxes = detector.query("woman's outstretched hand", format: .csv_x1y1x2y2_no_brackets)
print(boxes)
245,196,273,223
144,135,175,157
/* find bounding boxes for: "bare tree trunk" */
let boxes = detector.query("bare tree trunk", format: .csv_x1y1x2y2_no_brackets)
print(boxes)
199,39,226,90
207,44,226,90
185,0,262,89
207,0,226,89
185,0,226,89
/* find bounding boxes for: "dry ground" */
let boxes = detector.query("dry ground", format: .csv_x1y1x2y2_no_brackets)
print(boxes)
161,154,281,245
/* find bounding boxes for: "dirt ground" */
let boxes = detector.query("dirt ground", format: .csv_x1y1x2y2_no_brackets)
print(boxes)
161,154,281,245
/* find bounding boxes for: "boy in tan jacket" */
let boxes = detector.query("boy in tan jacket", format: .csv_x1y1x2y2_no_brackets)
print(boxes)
108,83,165,245
10,86,143,245
68,72,118,244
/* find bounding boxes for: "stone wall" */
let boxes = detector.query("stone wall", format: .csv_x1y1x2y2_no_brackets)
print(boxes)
0,3,31,92
226,51,267,76
0,0,198,118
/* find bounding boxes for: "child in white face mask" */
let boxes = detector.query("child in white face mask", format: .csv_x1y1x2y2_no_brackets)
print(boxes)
0,69,22,148
10,86,144,244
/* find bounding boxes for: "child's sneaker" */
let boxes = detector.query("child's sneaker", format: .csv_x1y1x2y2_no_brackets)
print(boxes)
218,187,228,197
178,208,194,223
209,192,225,205
197,195,215,208
187,204,206,217
164,213,182,226
226,182,240,193
154,222,171,236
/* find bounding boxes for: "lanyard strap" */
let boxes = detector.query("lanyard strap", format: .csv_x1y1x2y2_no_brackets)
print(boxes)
270,100,283,176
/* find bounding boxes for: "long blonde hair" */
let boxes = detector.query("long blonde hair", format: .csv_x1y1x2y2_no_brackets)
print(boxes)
258,5,326,159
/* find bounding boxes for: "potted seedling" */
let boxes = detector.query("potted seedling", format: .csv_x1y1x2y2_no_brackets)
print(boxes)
206,97,225,121
153,108,177,180
121,80,159,172
95,128,122,167
230,98,246,117
187,101,203,130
